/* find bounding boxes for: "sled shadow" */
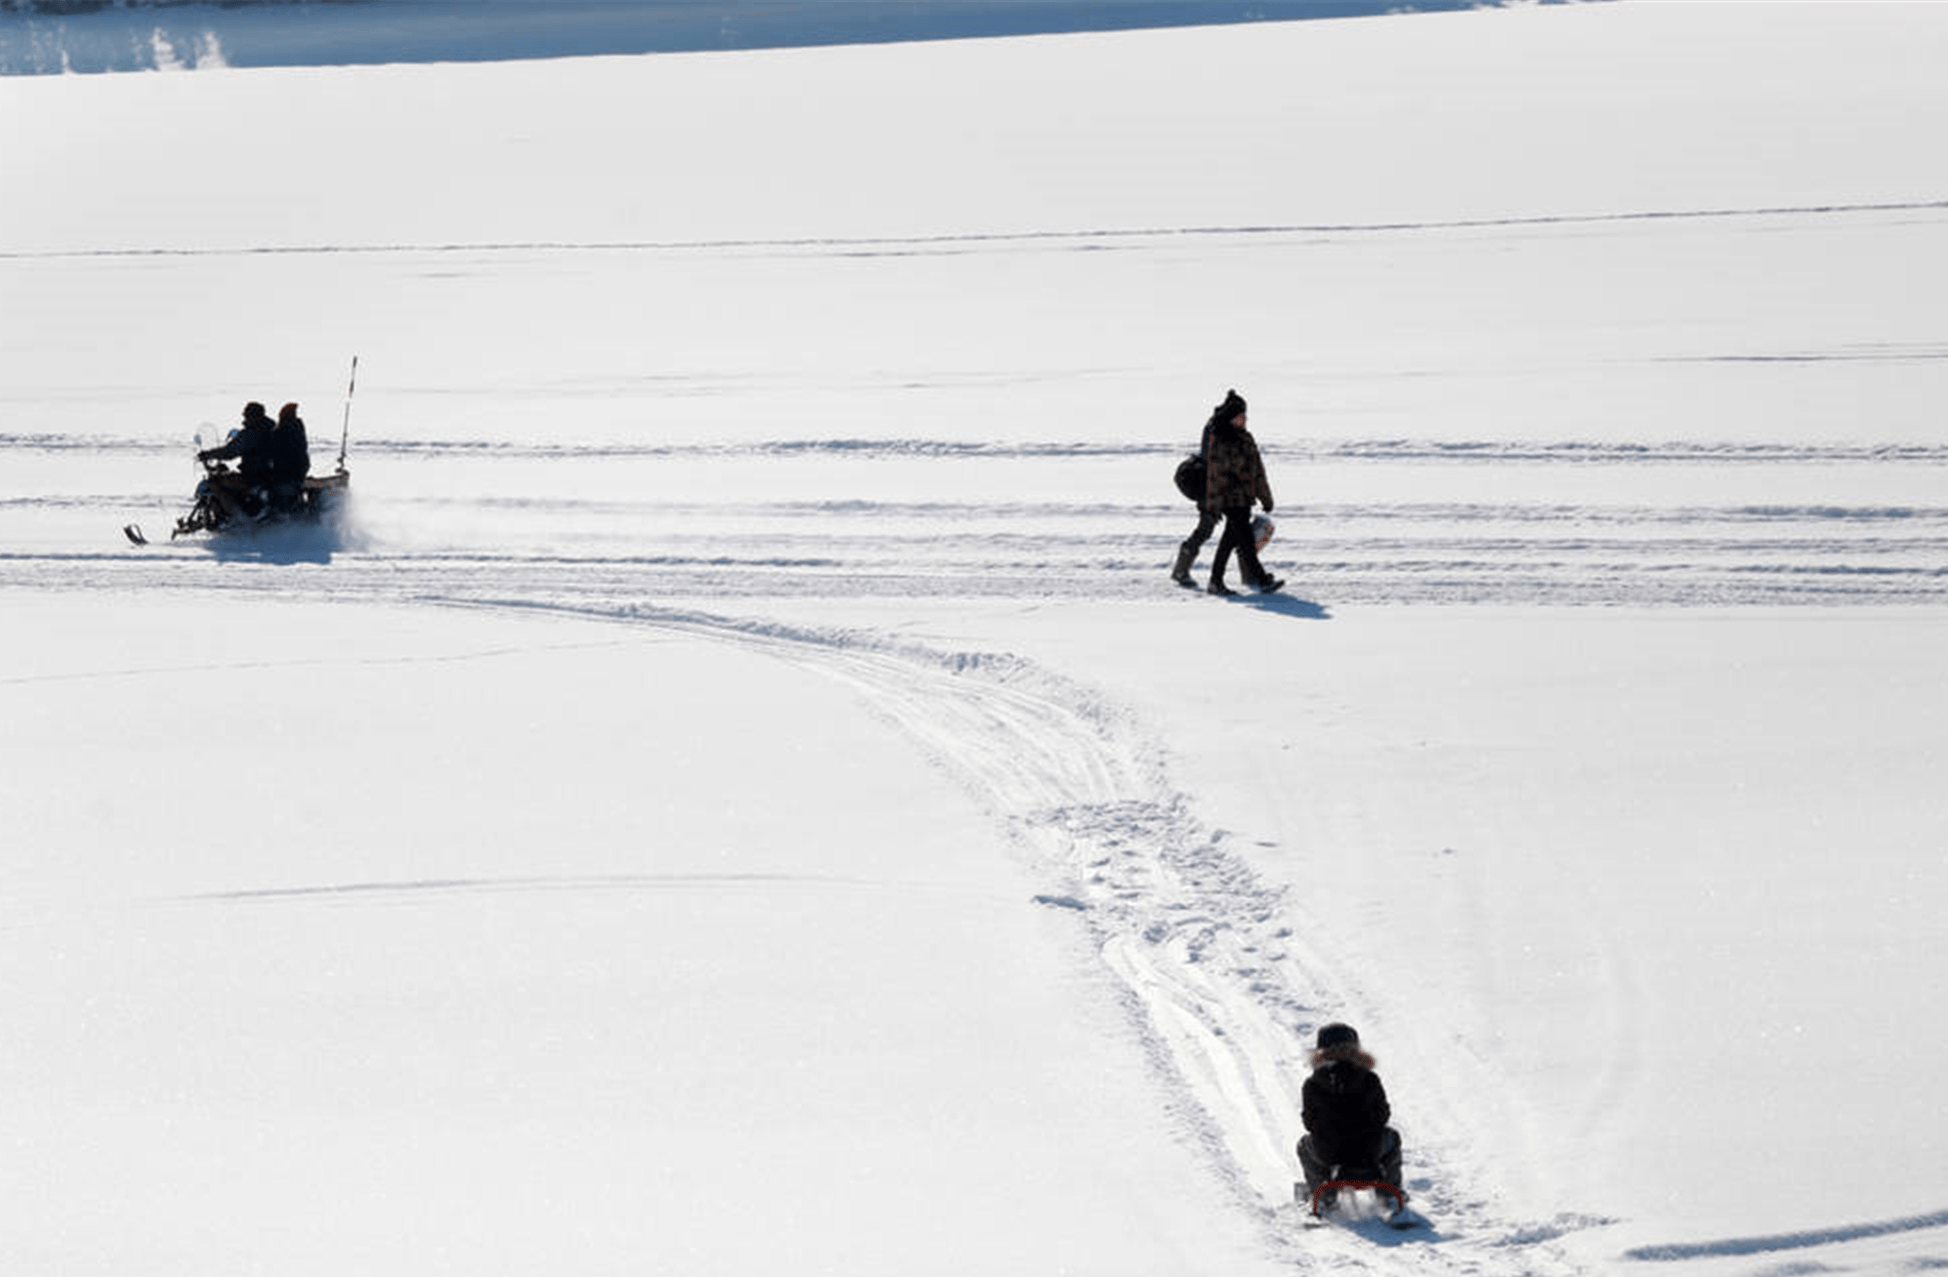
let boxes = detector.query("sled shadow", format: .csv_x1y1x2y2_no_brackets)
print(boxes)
1293,1205,1443,1248
1346,1219,1445,1248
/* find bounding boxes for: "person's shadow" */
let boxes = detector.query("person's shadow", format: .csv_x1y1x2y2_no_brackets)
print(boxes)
1226,592,1331,619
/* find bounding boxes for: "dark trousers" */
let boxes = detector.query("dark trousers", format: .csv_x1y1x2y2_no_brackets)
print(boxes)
1180,507,1220,558
210,472,266,521
269,479,307,513
1298,1128,1403,1192
1210,506,1265,587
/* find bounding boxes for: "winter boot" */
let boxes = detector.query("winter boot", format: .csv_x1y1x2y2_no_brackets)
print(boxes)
1208,579,1238,597
1171,543,1197,586
1256,572,1285,594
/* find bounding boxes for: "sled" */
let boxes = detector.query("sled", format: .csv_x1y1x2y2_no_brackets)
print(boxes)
1297,1172,1422,1229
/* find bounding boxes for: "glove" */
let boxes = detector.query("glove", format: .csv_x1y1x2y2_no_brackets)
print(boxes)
1262,497,1275,514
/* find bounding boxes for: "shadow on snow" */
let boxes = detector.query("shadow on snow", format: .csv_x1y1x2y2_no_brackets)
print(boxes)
1624,1207,1948,1263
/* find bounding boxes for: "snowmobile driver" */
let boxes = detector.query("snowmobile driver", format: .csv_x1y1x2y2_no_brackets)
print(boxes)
197,401,278,521
1297,1022,1404,1207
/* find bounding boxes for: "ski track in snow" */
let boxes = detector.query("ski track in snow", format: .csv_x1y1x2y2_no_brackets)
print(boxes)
17,433,1948,464
10,425,1948,608
14,512,1948,609
6,196,1946,262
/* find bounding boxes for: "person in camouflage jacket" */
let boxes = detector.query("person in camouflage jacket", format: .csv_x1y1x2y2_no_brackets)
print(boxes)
1202,389,1282,595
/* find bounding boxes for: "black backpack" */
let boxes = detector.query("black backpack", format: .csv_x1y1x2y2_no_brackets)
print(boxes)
1173,453,1205,502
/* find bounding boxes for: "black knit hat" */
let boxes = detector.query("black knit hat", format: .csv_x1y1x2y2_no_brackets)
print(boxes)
1317,1022,1359,1050
1215,388,1247,421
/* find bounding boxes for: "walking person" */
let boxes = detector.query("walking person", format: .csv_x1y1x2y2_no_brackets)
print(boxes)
1202,389,1282,595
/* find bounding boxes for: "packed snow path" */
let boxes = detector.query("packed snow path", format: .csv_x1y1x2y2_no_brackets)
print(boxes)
9,200,1948,609
9,430,1948,608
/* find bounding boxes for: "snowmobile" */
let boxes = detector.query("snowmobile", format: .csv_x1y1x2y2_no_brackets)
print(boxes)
124,445,350,545
125,360,360,547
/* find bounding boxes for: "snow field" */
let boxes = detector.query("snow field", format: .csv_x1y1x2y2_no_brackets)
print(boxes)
5,3,1948,1274
1,592,1279,1275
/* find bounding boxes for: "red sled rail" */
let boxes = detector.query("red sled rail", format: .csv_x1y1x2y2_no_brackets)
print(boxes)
1309,1179,1408,1218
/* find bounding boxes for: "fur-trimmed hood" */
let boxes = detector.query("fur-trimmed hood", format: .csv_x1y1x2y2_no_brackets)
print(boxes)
1311,1043,1377,1072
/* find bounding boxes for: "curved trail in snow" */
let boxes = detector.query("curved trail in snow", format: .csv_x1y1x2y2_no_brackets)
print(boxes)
5,520,1600,1269
382,591,1597,1276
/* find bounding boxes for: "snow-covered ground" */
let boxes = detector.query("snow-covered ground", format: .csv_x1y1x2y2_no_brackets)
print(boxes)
4,3,1947,1274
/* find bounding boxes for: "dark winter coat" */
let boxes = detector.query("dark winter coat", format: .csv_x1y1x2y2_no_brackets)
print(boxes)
204,413,277,484
1203,418,1273,514
1301,1049,1393,1167
270,409,311,485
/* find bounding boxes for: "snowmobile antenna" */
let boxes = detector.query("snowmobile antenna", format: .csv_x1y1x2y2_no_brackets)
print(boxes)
337,354,358,474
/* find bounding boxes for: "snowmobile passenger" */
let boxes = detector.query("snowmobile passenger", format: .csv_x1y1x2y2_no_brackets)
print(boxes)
197,401,277,520
1202,388,1282,595
1297,1022,1403,1206
268,401,311,513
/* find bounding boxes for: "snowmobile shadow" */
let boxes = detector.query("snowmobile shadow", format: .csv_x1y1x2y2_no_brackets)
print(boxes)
205,520,348,566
